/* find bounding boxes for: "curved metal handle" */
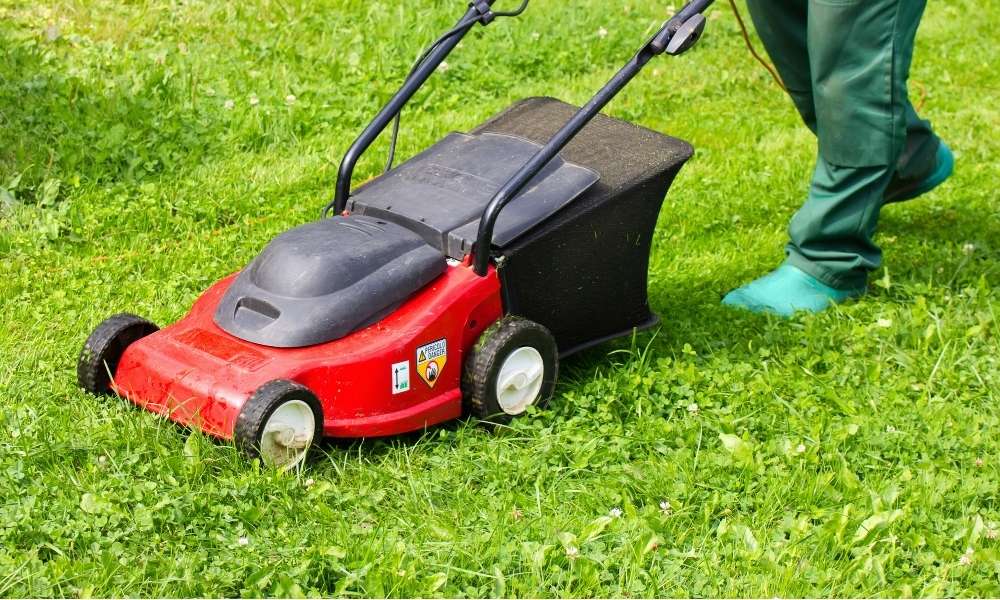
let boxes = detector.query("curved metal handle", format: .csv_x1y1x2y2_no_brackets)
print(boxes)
324,3,493,217
471,0,713,275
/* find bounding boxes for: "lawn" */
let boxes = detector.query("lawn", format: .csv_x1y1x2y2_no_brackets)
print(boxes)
1,0,998,596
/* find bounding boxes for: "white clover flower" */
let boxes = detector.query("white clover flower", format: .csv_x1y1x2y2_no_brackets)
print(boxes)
531,32,540,41
565,545,579,560
886,425,896,433
238,536,250,546
304,478,315,487
659,500,672,515
204,87,216,97
975,457,984,468
609,507,623,518
963,243,976,255
796,443,806,454
224,99,235,110
285,94,296,105
98,455,107,464
687,403,699,415
876,318,893,328
960,548,973,565
597,27,608,39
249,94,260,106
986,528,998,540
511,507,524,520
437,61,450,72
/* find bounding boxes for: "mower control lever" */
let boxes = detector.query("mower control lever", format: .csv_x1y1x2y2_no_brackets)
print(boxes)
650,0,711,56
664,14,707,55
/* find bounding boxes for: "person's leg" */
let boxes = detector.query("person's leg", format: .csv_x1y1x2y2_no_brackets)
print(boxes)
784,162,890,291
726,0,936,315
884,103,952,204
746,0,948,205
895,104,939,181
788,0,932,288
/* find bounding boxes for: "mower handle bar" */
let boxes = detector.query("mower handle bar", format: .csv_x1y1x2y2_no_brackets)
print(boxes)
326,1,502,216
472,0,714,276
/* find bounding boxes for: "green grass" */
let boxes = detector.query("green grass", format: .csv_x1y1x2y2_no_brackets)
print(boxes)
1,0,999,596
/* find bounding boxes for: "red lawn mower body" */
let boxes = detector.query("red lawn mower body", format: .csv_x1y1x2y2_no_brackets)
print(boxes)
114,262,501,440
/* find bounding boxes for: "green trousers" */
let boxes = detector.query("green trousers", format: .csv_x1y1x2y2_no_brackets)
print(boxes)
745,0,940,290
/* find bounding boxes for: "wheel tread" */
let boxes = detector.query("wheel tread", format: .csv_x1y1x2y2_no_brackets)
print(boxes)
234,379,323,464
77,313,158,395
462,316,558,427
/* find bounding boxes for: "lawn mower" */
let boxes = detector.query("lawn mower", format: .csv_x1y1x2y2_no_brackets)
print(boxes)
77,0,713,468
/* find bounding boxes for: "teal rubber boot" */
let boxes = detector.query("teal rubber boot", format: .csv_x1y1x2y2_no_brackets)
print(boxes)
722,264,864,317
884,141,954,204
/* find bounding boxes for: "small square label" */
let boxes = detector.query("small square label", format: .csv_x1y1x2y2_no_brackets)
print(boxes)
391,361,410,394
416,338,447,388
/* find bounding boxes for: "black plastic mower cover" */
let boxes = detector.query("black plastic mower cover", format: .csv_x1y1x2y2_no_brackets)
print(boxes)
215,216,445,348
347,132,600,258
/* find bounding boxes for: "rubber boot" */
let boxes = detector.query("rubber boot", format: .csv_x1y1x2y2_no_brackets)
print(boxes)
722,264,865,317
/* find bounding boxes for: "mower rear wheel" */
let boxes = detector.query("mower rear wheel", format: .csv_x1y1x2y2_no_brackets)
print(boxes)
77,313,159,395
463,316,558,427
235,379,323,470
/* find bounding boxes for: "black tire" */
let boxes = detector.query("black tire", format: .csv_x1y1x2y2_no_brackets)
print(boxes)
77,313,159,395
462,316,558,427
234,379,324,468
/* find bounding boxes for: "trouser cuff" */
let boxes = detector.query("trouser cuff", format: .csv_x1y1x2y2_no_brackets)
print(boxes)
785,251,868,292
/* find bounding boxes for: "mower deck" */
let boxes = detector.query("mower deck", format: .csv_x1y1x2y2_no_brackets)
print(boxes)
113,264,501,440
107,98,692,442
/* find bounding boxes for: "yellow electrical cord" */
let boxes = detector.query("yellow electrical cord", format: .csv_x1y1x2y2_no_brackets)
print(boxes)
727,0,787,93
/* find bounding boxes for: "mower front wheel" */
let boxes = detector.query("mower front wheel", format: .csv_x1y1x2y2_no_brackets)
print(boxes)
463,316,558,427
235,380,324,470
77,313,159,395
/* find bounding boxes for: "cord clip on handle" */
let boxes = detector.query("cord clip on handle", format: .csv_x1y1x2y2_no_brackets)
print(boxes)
470,0,495,25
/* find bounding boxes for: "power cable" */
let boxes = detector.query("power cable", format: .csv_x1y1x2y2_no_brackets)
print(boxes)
727,0,787,93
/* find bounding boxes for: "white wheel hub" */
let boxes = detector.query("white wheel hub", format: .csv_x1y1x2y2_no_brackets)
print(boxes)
495,346,545,415
259,399,315,469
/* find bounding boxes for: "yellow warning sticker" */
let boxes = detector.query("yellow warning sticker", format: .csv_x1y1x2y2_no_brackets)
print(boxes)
416,338,447,388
